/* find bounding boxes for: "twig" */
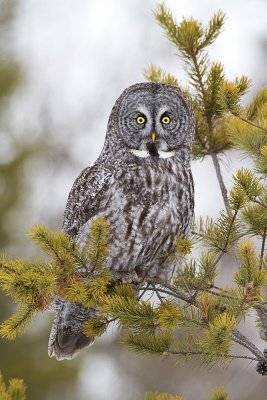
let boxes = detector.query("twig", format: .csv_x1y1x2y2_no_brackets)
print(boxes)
210,152,231,213
191,252,224,301
201,288,237,300
191,230,206,239
151,283,164,303
260,227,266,270
254,199,267,209
139,285,190,303
143,281,267,363
192,204,239,301
232,329,267,362
238,116,267,133
148,279,193,303
168,349,259,362
190,53,207,104
176,266,192,295
138,283,149,300
255,305,267,334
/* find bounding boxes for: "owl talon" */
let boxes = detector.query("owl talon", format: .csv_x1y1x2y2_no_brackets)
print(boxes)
121,271,140,284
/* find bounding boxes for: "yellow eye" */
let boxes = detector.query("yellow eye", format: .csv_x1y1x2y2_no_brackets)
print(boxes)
136,115,146,124
161,115,171,124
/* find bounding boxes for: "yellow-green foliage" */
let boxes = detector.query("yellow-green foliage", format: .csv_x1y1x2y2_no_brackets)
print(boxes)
227,87,267,174
85,216,110,271
83,317,107,337
197,292,223,322
121,330,173,356
174,249,219,291
218,77,251,116
157,300,182,329
0,371,26,400
144,65,179,86
0,2,266,379
229,168,267,245
234,240,267,292
0,217,111,340
148,1,267,196
0,306,35,340
209,386,229,400
100,293,159,333
176,237,193,256
0,255,57,308
199,313,237,358
233,168,264,200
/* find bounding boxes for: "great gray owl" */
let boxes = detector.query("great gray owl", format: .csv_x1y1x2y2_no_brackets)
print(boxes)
48,82,195,360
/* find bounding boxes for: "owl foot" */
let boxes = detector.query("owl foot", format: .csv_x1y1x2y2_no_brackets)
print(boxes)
121,271,141,284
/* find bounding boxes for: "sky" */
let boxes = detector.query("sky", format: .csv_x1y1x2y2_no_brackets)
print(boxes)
8,0,266,227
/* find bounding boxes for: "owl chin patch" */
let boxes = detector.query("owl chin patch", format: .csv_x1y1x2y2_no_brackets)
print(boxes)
130,148,177,159
147,142,159,158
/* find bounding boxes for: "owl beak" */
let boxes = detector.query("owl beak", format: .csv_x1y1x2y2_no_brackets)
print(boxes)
151,132,156,142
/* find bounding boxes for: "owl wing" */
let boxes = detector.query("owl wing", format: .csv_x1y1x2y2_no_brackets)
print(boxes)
62,162,112,239
49,163,112,360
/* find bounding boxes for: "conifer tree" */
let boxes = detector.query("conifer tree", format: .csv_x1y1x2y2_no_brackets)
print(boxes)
0,3,267,399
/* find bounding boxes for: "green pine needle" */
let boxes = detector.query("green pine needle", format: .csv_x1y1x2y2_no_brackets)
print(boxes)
0,371,26,400
83,317,107,337
198,313,236,358
0,306,35,340
144,65,179,86
157,300,182,329
86,217,110,271
121,330,172,356
209,386,229,400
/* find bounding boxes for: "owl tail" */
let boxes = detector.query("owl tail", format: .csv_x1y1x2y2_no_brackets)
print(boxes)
48,299,96,361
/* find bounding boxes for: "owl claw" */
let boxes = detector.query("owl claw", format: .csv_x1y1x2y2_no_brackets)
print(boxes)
120,271,146,285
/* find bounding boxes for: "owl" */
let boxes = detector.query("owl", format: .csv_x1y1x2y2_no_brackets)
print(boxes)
48,82,195,360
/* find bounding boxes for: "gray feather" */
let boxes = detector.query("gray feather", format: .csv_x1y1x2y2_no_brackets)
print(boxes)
48,82,195,360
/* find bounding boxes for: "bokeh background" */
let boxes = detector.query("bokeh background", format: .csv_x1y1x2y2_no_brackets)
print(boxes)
0,0,266,399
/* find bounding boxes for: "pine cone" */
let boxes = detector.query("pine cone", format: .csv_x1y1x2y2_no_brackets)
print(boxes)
256,349,267,376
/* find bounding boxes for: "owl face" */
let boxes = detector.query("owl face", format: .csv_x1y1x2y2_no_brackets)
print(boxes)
118,84,191,158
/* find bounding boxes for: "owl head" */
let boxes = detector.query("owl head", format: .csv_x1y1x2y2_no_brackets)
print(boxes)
103,82,195,164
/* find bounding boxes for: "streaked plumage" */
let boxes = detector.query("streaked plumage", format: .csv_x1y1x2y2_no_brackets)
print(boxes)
49,82,195,360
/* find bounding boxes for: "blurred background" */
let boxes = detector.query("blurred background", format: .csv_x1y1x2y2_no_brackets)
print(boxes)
0,0,266,399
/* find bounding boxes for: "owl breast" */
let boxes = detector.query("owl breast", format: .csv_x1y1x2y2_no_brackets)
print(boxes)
77,155,194,280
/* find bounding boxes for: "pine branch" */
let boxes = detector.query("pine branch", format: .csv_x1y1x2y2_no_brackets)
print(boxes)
28,225,66,268
254,199,267,209
148,279,193,303
238,116,267,133
121,330,173,356
0,3,266,380
232,329,267,362
210,153,230,212
0,306,35,340
168,349,258,362
260,227,267,270
139,286,185,301
189,52,209,111
86,217,110,272
191,252,223,301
